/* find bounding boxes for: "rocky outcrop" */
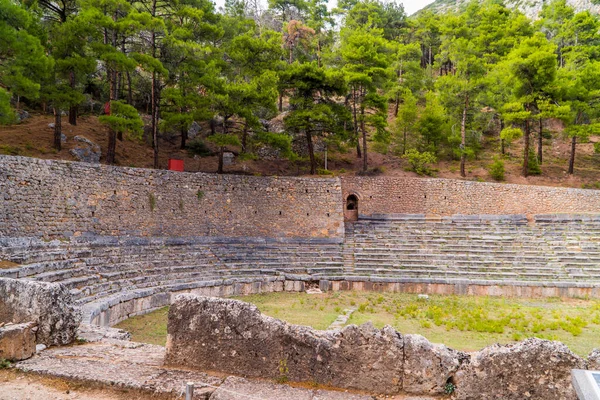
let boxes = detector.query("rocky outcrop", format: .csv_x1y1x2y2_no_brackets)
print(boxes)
70,135,101,163
423,0,600,20
165,295,464,395
0,278,80,346
454,338,585,400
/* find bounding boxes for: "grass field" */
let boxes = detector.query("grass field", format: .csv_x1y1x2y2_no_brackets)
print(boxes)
114,291,600,356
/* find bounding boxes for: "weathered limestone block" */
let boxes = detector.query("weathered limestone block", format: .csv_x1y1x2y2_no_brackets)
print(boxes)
165,295,405,394
403,334,467,394
0,322,36,361
454,338,584,400
587,349,600,370
0,278,80,346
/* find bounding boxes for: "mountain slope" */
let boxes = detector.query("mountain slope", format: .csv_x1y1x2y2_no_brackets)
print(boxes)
422,0,600,19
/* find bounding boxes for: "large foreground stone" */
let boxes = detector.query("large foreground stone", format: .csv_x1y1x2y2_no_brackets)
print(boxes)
454,338,584,400
0,322,36,361
0,278,80,346
165,295,405,394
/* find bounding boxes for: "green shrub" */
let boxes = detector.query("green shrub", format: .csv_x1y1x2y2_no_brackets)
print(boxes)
186,138,212,157
238,152,259,161
488,158,505,181
444,382,456,395
542,130,552,140
317,168,334,176
594,142,600,154
526,150,542,175
403,149,437,176
0,359,11,369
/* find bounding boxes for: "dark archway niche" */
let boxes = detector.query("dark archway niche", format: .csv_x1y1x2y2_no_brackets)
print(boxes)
345,194,359,221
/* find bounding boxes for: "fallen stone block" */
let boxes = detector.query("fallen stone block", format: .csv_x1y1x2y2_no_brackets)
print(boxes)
0,322,36,361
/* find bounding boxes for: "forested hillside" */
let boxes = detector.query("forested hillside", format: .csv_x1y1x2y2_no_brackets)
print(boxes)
1,0,600,187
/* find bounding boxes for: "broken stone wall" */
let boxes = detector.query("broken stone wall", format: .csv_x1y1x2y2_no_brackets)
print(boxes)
0,278,80,346
0,156,344,239
165,295,585,399
165,295,465,395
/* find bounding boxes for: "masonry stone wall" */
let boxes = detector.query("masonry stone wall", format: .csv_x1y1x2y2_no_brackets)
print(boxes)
0,156,343,239
341,176,600,216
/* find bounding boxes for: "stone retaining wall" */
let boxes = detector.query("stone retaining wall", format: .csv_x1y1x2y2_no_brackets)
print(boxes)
341,176,600,216
165,295,585,399
0,156,343,239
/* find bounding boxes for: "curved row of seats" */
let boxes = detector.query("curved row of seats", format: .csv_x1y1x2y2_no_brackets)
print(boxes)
3,213,600,327
0,236,345,324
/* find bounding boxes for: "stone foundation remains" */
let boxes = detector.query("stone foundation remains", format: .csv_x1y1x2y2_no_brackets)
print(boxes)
165,295,585,399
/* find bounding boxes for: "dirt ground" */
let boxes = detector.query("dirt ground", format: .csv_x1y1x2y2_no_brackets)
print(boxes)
1,113,600,189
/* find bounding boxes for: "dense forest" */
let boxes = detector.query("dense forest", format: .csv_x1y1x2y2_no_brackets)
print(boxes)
1,0,600,179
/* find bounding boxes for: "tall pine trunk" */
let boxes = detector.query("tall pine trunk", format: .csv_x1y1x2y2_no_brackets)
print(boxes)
352,88,361,159
522,117,530,177
361,105,367,173
568,136,576,175
151,0,159,169
460,93,468,178
500,118,505,155
53,109,62,151
241,120,248,153
306,129,315,175
538,118,543,164
180,125,187,150
217,146,224,174
68,71,77,126
106,18,118,165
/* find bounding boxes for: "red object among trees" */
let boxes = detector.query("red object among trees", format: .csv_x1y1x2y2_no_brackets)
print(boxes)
168,159,184,171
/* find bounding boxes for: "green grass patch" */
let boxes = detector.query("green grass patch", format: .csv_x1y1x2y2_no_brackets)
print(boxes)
114,292,600,356
114,306,169,345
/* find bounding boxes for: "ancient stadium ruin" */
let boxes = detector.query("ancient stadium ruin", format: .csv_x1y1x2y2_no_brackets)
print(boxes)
3,155,600,399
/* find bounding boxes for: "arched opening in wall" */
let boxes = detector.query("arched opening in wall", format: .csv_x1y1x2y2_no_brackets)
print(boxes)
345,194,359,222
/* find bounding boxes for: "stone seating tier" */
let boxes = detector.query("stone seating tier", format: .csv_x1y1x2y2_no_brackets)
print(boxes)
3,214,600,327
